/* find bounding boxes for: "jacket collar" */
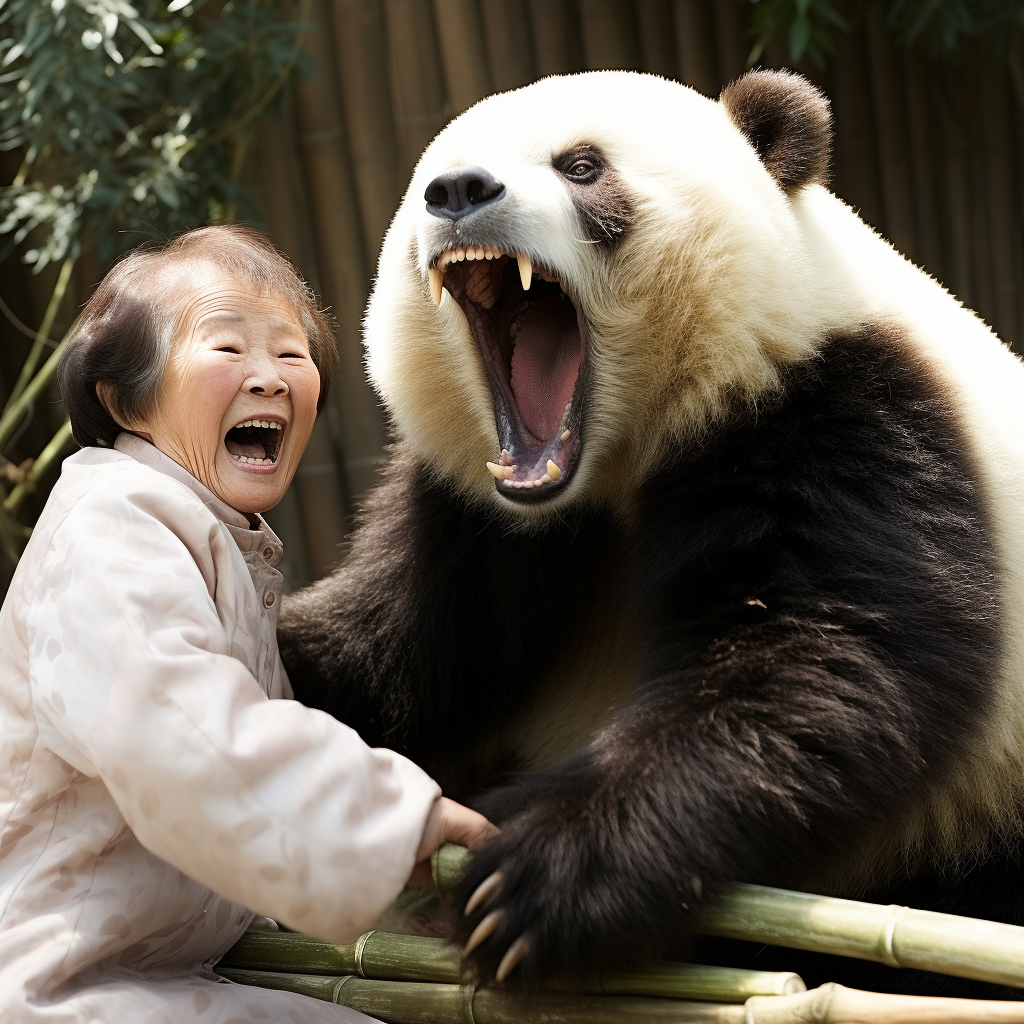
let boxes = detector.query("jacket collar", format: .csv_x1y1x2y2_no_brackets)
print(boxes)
113,433,283,567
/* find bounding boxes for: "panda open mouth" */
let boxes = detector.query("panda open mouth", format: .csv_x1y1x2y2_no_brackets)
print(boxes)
224,418,283,466
433,248,586,501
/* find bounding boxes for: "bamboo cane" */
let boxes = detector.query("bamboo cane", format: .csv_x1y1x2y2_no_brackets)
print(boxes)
3,418,75,516
217,968,1024,1023
219,927,805,1002
431,845,1024,990
6,257,74,407
216,969,749,1023
0,341,68,454
696,883,1024,989
743,982,1024,1023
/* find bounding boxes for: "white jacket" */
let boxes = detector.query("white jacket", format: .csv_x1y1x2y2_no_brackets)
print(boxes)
0,433,440,1022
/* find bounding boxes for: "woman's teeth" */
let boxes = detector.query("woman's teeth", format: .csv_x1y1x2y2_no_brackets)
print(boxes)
237,419,282,430
231,455,275,465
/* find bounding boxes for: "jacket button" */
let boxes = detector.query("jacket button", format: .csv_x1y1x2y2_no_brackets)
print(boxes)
264,591,276,608
263,546,274,560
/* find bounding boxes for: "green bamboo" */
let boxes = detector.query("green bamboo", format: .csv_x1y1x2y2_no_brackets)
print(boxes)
219,929,462,983
595,963,804,1001
7,257,75,407
431,845,1024,990
216,969,748,1023
0,341,68,454
696,883,1024,990
4,418,75,515
220,927,805,1002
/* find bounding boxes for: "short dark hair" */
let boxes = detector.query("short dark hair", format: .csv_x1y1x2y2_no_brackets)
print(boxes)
58,224,338,448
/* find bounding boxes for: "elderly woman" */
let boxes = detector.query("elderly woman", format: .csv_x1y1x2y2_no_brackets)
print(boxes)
0,225,494,1023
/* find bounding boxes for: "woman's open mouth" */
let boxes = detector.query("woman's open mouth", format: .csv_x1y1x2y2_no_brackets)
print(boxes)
432,247,587,502
224,418,284,468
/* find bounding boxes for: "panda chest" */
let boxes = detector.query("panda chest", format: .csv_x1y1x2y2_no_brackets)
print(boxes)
500,602,642,773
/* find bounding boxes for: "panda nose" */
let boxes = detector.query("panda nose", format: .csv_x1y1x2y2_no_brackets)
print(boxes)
424,166,506,221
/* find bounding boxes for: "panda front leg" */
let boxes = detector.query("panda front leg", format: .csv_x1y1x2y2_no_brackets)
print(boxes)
455,619,950,982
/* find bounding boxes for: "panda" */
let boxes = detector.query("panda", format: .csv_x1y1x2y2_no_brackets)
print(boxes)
278,69,1024,998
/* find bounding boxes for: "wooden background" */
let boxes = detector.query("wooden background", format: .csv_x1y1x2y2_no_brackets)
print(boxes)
3,0,1024,592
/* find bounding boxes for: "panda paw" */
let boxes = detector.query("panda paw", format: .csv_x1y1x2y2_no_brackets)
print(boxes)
452,779,678,985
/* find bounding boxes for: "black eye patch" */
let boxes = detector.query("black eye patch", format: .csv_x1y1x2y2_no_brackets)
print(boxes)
553,147,605,185
552,146,634,248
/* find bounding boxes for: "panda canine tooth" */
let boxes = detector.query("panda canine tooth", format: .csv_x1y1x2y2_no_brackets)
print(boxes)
546,459,562,481
428,267,443,306
517,254,533,291
560,429,571,442
486,461,513,481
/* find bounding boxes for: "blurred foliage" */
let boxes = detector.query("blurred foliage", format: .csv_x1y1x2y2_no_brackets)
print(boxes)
0,0,308,575
750,0,1024,66
0,0,309,271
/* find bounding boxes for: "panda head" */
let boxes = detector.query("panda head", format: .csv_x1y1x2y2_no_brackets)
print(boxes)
366,69,834,522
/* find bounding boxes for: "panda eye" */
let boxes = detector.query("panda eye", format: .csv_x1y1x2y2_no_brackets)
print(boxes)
556,151,602,184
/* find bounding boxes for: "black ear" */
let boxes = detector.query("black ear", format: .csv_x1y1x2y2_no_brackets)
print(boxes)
719,70,832,193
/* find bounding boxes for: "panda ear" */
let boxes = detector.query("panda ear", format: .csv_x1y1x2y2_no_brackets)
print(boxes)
719,69,832,193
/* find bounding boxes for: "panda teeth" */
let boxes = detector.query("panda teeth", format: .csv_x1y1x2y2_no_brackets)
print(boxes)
429,267,443,306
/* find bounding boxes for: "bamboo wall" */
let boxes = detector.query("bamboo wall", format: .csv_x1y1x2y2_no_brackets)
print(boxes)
4,0,1024,592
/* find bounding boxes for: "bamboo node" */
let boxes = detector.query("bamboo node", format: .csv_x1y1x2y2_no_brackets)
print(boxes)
878,905,907,968
330,975,354,1004
353,930,374,977
461,982,477,1024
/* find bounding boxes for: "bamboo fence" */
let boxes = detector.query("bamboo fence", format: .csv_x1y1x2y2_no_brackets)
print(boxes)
3,0,1024,593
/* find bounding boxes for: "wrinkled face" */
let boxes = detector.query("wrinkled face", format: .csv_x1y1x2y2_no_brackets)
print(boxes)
133,264,321,514
366,72,822,519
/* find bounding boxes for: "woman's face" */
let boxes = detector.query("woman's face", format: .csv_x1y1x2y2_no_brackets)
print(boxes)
134,265,321,514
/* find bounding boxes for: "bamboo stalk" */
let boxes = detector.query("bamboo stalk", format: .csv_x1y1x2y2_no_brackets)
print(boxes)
218,969,1024,1023
433,0,493,114
217,969,749,1022
863,3,918,262
527,0,583,76
220,927,806,1001
697,884,1024,990
3,418,75,515
0,338,68,454
6,256,74,407
710,0,744,86
743,982,1024,1023
480,0,536,92
829,26,886,237
672,0,719,98
331,0,404,262
577,0,640,71
383,0,448,175
432,846,1024,990
635,0,678,79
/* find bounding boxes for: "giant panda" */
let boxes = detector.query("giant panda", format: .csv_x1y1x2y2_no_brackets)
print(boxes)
278,69,1024,998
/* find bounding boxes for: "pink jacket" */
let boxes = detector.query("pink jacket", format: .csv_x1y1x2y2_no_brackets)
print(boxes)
0,433,439,1023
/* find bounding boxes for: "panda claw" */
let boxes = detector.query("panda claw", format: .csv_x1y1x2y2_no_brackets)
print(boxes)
495,934,529,981
465,870,504,916
464,908,504,955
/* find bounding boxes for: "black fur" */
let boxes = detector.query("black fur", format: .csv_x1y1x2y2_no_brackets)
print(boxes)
280,326,1002,992
553,145,635,248
721,69,832,192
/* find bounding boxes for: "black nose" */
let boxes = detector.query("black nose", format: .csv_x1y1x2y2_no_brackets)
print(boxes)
424,166,506,221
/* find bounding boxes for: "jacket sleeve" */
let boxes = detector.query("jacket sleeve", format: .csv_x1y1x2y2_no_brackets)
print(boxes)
26,474,440,943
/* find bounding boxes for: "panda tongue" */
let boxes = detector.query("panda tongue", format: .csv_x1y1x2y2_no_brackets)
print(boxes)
509,293,582,442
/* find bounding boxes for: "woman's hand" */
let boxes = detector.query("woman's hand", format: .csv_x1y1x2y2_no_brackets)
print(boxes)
407,797,499,889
